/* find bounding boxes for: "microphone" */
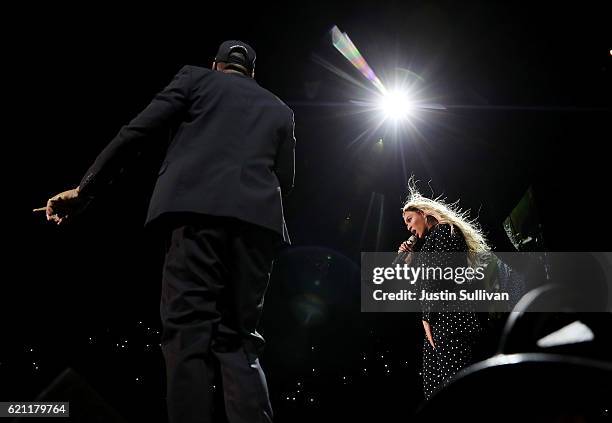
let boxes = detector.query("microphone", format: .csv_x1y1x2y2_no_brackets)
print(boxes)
392,235,417,266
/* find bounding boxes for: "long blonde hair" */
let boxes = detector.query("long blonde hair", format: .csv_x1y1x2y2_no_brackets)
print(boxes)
402,178,491,262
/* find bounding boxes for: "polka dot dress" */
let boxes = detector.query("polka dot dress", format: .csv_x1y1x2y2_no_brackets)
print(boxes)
413,223,484,401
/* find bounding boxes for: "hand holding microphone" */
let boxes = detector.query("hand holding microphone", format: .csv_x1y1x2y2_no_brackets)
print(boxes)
393,235,417,265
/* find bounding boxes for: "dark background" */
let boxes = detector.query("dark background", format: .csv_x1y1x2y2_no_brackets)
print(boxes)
4,1,611,421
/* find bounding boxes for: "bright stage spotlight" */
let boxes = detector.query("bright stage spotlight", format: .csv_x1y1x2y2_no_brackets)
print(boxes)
378,90,414,121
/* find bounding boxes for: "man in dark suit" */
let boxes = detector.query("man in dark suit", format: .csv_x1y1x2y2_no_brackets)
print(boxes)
36,40,295,423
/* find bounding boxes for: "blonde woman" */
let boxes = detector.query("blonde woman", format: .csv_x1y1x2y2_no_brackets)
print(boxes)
398,182,490,401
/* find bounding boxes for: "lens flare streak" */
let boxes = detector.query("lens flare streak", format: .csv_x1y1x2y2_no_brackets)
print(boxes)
331,25,387,95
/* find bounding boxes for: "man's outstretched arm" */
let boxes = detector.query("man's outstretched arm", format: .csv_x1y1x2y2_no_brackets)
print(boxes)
35,66,193,225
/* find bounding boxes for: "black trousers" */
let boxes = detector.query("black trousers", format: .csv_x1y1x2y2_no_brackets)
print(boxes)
159,214,279,423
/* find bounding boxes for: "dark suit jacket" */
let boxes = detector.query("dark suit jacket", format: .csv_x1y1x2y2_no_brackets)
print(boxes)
78,66,295,244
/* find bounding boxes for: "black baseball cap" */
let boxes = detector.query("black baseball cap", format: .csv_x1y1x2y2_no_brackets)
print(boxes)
214,40,256,74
